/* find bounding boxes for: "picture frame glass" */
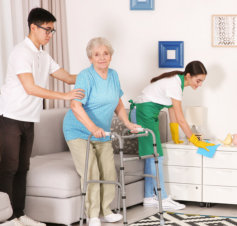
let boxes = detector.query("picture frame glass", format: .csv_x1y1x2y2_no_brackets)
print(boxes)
167,50,176,60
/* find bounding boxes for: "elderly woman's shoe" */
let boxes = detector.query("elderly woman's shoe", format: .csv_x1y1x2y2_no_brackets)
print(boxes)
101,213,123,223
88,217,101,226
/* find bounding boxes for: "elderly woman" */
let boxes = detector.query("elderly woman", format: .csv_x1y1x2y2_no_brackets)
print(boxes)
63,37,140,226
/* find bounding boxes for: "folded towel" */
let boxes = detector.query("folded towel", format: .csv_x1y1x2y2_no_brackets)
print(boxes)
197,143,221,158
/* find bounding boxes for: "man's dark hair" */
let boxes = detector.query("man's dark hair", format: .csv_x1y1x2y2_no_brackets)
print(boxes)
28,7,56,31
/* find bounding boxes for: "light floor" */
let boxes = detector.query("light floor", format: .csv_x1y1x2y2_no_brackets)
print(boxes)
72,202,237,226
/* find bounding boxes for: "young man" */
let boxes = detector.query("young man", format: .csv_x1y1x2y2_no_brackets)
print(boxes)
0,8,84,226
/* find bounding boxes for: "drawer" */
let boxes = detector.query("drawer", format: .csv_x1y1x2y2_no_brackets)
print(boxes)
203,168,237,186
165,183,201,202
203,168,237,187
163,148,202,167
164,166,202,184
203,185,237,204
203,151,237,169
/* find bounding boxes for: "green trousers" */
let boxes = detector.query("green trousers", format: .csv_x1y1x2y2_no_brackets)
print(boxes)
130,101,165,157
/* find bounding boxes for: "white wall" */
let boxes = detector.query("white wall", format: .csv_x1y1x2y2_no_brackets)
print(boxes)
65,0,237,140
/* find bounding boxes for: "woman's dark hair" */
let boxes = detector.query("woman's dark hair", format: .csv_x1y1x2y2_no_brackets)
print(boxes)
150,61,207,83
28,7,56,31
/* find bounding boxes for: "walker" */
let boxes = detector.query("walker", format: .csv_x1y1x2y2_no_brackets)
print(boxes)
79,128,165,226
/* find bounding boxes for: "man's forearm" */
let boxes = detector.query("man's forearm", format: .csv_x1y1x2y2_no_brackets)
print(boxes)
51,68,77,84
27,85,66,99
67,74,77,84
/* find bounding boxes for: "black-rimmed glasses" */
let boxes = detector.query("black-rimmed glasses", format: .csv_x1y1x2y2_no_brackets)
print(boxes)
36,24,56,35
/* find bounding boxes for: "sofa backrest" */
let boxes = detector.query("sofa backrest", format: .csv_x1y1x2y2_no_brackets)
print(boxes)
32,108,168,157
31,108,69,157
111,110,168,154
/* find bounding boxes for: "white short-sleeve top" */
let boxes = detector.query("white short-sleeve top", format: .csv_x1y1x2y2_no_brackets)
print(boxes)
0,37,60,122
135,75,183,106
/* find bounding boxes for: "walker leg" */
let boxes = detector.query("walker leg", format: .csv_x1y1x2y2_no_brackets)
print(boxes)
154,156,165,226
80,139,91,226
116,184,121,213
80,193,86,226
119,148,128,226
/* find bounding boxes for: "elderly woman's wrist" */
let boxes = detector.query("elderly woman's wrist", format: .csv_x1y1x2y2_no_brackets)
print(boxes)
90,125,99,134
124,120,131,127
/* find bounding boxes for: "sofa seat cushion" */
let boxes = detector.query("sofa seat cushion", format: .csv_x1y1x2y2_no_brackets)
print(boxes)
114,154,144,184
27,153,81,198
27,152,144,199
0,192,13,222
38,152,144,184
35,151,71,161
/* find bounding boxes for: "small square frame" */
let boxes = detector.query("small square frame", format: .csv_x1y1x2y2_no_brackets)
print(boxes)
159,41,184,68
130,0,154,10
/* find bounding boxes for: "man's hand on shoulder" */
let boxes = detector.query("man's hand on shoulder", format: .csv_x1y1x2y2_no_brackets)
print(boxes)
64,89,85,100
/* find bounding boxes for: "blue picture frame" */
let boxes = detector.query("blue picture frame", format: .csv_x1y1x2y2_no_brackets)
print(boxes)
159,41,184,68
130,0,154,10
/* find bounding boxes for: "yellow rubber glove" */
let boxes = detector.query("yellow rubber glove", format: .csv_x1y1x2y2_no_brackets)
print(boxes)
170,123,184,144
189,134,215,151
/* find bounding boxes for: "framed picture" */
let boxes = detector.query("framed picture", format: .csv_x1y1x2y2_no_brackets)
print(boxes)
212,15,237,47
158,41,184,68
130,0,154,10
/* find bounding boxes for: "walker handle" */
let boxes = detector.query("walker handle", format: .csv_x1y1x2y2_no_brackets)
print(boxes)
105,132,111,137
134,128,145,132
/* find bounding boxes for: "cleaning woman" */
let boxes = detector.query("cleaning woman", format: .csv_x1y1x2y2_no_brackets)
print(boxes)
129,60,214,211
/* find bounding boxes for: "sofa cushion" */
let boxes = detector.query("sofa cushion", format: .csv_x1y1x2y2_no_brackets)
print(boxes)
111,110,167,154
114,154,144,184
27,152,144,198
27,154,81,198
0,192,13,222
31,108,69,157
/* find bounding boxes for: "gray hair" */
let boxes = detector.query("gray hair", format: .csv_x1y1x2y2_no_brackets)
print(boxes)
86,37,114,58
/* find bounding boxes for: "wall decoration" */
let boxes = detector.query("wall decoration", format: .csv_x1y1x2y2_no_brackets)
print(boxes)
130,0,154,10
158,41,184,68
212,15,237,47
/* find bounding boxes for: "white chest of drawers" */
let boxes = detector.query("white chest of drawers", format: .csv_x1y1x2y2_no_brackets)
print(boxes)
162,141,237,204
203,146,237,204
162,142,202,202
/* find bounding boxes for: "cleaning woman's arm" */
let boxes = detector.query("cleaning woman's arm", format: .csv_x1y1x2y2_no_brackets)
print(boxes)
169,99,193,138
168,108,184,144
170,98,214,151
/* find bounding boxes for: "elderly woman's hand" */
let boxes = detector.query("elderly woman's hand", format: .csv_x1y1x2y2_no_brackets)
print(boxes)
125,122,141,133
92,127,106,138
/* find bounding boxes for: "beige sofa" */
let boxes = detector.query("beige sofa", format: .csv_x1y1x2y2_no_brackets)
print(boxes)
24,108,168,225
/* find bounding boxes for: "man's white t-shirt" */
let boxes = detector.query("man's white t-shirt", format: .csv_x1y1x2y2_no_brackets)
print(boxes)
135,75,183,105
0,37,60,122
